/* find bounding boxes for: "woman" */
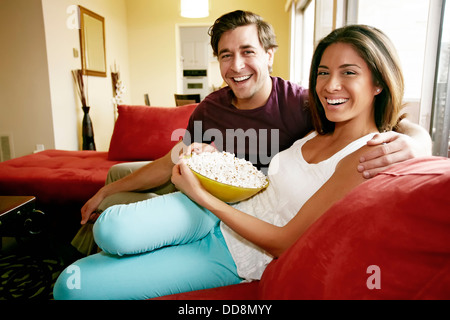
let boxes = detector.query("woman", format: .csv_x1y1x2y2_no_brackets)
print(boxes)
54,25,404,300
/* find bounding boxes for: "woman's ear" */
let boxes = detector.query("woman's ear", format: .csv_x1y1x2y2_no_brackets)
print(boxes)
375,87,383,95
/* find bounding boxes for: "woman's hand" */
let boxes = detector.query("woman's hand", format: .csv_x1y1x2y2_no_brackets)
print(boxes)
174,142,217,204
171,159,209,204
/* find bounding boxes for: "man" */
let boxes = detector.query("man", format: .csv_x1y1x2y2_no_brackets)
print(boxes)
79,10,431,227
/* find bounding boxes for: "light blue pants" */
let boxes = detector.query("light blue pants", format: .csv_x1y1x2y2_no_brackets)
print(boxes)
53,192,242,300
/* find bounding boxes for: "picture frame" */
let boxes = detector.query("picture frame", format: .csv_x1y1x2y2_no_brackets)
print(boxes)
79,6,107,77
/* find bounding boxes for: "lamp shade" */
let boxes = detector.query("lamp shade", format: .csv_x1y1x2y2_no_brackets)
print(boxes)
180,0,209,18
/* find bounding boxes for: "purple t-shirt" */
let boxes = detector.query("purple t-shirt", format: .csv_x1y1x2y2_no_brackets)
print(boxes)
183,77,312,171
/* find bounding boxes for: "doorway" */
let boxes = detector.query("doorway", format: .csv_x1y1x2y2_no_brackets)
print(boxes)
176,25,222,100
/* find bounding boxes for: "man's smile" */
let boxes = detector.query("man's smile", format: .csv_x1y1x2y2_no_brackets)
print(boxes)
232,75,252,83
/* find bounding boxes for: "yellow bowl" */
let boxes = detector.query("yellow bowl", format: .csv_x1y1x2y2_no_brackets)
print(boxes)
191,169,269,203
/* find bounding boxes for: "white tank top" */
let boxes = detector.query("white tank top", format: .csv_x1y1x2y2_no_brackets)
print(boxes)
220,131,377,280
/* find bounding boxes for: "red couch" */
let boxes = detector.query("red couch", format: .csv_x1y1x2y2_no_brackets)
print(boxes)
0,104,197,239
2,102,449,300
156,156,450,300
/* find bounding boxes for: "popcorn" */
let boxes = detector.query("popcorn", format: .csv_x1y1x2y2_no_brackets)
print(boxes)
186,151,267,189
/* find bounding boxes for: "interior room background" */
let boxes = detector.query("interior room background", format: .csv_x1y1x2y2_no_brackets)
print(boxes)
0,0,448,160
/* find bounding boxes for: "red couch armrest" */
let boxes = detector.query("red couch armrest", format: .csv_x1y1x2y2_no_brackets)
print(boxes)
259,157,450,299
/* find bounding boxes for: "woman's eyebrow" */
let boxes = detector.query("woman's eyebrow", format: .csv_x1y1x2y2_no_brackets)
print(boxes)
340,63,362,69
318,64,362,69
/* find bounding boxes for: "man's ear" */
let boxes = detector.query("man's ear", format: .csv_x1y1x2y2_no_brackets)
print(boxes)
267,48,275,72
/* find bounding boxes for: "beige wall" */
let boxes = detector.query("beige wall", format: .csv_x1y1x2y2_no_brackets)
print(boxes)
0,0,289,158
41,0,131,152
126,0,290,107
0,0,55,158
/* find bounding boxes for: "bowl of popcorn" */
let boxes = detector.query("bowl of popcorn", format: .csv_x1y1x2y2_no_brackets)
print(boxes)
185,151,269,203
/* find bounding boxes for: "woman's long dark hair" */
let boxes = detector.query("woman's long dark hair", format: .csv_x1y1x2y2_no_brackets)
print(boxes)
309,25,405,134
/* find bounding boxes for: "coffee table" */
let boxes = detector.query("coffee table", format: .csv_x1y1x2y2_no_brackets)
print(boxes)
0,196,47,249
0,196,58,299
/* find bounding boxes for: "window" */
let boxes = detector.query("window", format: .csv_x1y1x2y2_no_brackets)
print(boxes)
356,0,430,101
354,0,430,127
288,1,449,157
355,0,449,157
289,0,431,98
430,1,450,157
289,0,315,87
289,0,348,87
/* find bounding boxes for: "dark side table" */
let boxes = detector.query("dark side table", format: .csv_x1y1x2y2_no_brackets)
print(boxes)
0,196,56,299
0,196,47,249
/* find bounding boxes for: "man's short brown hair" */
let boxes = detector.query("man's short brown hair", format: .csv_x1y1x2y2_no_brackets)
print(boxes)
209,10,278,57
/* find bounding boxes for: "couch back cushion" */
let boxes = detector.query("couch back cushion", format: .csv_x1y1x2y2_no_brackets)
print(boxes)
108,104,197,161
259,157,450,299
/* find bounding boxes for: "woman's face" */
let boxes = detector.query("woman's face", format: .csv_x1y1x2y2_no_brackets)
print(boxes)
315,42,382,128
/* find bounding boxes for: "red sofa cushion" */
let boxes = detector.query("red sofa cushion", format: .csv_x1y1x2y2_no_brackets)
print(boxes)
259,157,450,299
108,104,197,161
0,150,123,206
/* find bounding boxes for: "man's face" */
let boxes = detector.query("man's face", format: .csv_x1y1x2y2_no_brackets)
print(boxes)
217,24,274,109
